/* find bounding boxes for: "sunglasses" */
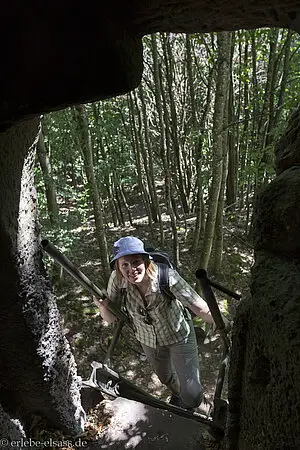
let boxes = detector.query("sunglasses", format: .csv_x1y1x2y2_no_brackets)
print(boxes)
139,307,153,325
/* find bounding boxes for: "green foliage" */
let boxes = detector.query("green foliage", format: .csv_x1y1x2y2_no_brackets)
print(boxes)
35,28,300,272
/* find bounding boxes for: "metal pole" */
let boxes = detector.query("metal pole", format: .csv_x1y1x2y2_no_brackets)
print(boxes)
196,268,230,348
104,320,126,366
195,268,230,436
41,239,130,324
207,279,241,301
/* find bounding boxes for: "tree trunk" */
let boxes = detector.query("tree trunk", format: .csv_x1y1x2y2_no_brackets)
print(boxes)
152,33,179,261
96,131,120,227
258,28,279,176
73,104,110,282
113,174,126,226
127,92,154,234
161,55,181,264
211,33,233,273
134,87,159,223
120,180,133,226
108,173,120,226
211,130,229,275
138,82,164,238
161,32,189,215
36,130,59,226
185,34,197,127
199,31,231,270
225,68,237,208
192,50,215,251
274,29,293,128
183,34,197,202
150,33,168,246
192,137,205,251
238,35,250,210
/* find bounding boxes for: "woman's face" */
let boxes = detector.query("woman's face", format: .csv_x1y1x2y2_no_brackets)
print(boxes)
118,254,146,284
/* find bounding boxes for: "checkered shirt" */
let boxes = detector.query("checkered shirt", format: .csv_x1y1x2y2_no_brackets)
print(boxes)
107,265,208,348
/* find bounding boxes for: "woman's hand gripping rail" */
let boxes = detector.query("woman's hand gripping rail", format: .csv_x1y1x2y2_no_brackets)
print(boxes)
93,296,117,324
41,239,129,325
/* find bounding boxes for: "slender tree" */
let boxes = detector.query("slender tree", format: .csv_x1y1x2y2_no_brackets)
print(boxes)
225,35,238,208
127,92,155,235
199,31,232,270
73,104,110,282
161,33,189,215
36,129,59,226
138,82,165,239
151,33,180,261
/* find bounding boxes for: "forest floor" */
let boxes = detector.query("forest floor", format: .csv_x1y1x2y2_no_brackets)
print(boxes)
40,200,254,447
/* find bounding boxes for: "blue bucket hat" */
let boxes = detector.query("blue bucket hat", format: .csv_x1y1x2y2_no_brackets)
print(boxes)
110,237,150,268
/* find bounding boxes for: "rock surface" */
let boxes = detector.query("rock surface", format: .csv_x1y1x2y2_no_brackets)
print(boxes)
275,109,300,175
252,166,300,257
1,1,300,127
227,113,300,449
0,119,85,437
88,397,210,450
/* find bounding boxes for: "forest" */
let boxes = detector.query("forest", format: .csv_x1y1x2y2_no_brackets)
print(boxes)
35,28,300,411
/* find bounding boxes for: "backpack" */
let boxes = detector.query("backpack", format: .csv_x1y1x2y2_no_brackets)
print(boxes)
145,248,176,301
147,249,191,320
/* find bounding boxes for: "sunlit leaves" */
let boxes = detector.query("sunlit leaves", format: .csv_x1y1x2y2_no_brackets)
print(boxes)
36,28,300,246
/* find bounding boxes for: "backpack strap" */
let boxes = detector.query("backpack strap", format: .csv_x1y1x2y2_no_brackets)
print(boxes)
156,262,175,301
119,288,136,330
156,263,191,320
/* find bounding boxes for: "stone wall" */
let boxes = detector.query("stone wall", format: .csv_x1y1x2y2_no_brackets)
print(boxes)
0,119,85,439
227,111,300,449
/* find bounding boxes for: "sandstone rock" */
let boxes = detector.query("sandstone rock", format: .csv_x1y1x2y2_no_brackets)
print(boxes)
275,109,300,175
252,166,300,257
88,397,208,450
